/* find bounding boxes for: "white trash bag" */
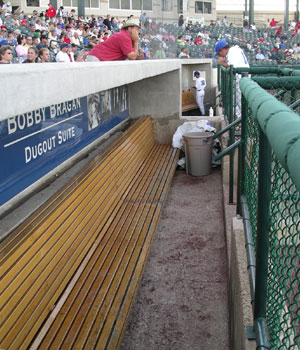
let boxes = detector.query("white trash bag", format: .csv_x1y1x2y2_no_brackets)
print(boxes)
172,121,221,168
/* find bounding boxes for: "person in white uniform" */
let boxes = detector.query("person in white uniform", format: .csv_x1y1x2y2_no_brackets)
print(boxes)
215,40,249,117
193,71,206,115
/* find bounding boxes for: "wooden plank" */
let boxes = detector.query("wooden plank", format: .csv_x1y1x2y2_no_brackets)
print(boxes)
0,117,156,350
37,144,169,350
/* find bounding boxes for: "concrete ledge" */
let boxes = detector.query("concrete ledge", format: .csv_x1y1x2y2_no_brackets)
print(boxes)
0,60,181,121
229,217,256,350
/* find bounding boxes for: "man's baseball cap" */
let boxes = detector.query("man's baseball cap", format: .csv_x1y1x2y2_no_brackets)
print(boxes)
60,43,69,49
122,18,139,28
215,40,228,55
194,71,200,76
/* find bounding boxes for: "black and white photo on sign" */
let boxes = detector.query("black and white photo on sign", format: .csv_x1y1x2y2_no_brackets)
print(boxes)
100,90,111,123
111,87,120,116
87,93,101,130
120,86,128,112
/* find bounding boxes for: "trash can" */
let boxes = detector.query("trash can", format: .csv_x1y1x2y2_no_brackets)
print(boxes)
183,132,213,176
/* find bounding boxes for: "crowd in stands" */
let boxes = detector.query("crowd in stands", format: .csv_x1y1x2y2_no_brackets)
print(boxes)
1,1,300,65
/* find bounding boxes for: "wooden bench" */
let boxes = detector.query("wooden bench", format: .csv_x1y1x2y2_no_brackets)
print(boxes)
0,116,179,350
182,90,198,112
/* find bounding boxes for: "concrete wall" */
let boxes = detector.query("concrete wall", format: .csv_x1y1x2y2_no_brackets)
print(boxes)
0,60,181,122
15,0,217,23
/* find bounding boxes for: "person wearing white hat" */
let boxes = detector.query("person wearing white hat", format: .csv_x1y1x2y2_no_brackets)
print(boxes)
87,18,144,61
2,2,12,14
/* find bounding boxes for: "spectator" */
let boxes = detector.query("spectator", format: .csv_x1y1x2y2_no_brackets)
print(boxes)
38,47,50,62
55,22,63,37
178,47,190,58
103,14,111,31
178,15,184,27
15,34,28,62
0,44,12,64
7,30,17,46
2,1,12,14
45,3,56,19
36,35,48,51
269,18,279,27
215,40,249,117
12,14,20,26
87,18,143,61
4,13,13,26
111,17,117,29
71,31,81,46
75,48,89,62
256,49,265,60
195,35,202,46
25,35,33,48
68,44,77,61
56,6,64,18
140,12,148,29
23,46,38,63
20,15,29,27
0,26,7,40
222,16,227,27
56,42,71,62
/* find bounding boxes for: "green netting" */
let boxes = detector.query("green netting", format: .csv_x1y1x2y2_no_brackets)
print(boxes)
267,156,300,350
220,70,300,349
242,108,259,246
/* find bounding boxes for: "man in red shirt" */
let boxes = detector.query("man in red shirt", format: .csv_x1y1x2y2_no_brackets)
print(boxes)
46,3,56,18
269,18,279,27
87,18,143,61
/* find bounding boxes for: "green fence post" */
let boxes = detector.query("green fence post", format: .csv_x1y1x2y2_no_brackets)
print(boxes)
229,65,235,204
254,127,272,348
237,96,247,215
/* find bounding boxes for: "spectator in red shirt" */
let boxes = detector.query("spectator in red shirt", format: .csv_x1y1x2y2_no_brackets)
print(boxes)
195,35,202,46
269,18,279,27
46,3,56,18
86,18,144,61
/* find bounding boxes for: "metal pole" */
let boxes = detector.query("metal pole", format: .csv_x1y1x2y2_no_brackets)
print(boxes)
51,0,58,10
284,0,290,31
77,0,85,19
254,128,272,327
244,0,248,18
249,0,254,25
237,93,247,215
296,0,299,23
229,65,234,204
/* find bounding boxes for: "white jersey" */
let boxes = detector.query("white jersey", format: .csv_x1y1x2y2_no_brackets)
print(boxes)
195,77,206,91
227,45,249,68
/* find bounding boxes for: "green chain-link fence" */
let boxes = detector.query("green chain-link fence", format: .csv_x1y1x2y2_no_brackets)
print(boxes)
238,77,300,349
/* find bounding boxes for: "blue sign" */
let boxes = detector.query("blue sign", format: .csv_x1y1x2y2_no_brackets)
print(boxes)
0,86,129,206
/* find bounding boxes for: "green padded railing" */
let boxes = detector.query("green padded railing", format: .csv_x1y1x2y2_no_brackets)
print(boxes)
239,77,300,350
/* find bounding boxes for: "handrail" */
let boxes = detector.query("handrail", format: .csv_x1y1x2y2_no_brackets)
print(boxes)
240,78,300,191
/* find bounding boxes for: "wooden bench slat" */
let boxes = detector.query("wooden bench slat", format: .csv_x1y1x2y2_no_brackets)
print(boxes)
0,117,159,350
36,144,172,350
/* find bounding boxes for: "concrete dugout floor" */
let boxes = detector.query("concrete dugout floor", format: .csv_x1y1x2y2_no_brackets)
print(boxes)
121,167,230,350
